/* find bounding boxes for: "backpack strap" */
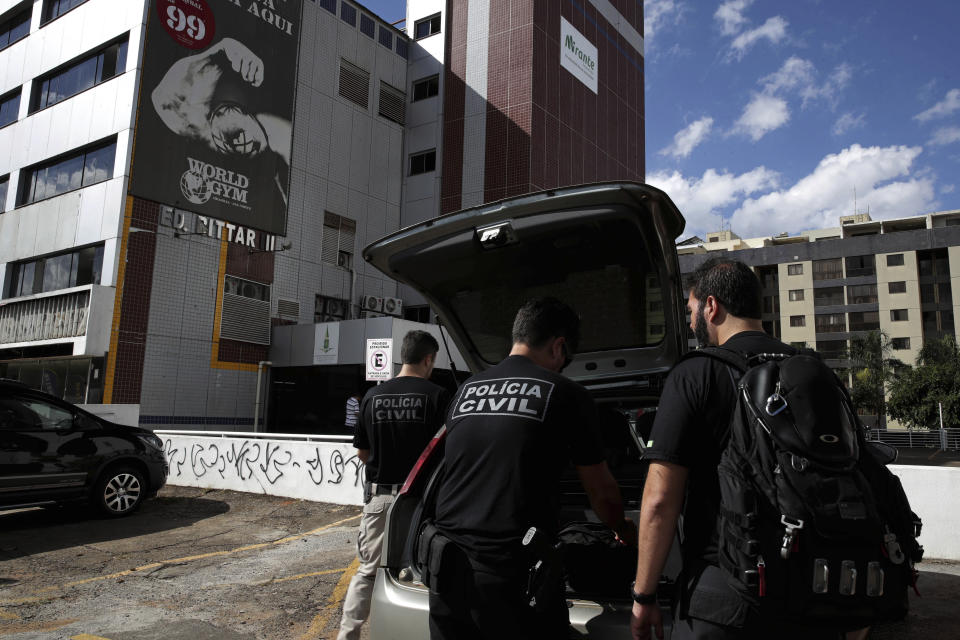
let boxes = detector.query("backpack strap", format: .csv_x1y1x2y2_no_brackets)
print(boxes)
679,346,750,373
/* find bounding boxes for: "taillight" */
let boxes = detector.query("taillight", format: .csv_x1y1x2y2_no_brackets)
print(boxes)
400,425,447,494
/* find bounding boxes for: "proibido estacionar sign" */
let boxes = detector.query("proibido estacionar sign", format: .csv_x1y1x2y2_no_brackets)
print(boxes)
130,0,301,236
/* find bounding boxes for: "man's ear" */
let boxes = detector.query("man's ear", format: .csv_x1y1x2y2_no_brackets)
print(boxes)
703,295,721,324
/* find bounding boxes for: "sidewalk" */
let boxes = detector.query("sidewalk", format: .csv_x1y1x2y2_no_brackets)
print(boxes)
873,560,960,638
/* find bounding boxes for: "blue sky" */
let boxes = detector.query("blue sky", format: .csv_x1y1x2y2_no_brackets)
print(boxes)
362,0,960,240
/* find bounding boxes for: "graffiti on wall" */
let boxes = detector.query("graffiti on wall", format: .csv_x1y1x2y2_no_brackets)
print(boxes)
162,437,365,490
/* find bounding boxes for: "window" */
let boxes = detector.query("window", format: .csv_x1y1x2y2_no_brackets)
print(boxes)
892,337,911,350
31,37,128,112
340,2,356,26
0,88,20,127
888,281,907,294
845,254,876,278
18,139,116,206
815,313,846,333
788,289,804,302
315,295,349,322
414,13,441,39
890,309,909,322
412,75,439,102
224,275,269,301
378,82,405,124
5,396,74,430
813,258,843,281
409,149,436,175
650,324,664,336
338,59,369,109
0,6,30,52
378,24,393,49
396,37,408,59
787,263,803,276
790,341,807,349
763,295,779,314
886,253,905,267
42,0,88,24
847,284,878,305
790,315,806,327
0,175,8,213
814,286,844,307
648,300,663,312
817,339,848,360
319,0,336,14
849,311,880,332
322,212,357,267
359,13,375,38
7,244,104,298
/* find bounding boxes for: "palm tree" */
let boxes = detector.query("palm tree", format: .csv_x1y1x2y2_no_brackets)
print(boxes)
848,331,905,430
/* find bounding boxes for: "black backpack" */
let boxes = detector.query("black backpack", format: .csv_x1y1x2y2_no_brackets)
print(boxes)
684,347,923,630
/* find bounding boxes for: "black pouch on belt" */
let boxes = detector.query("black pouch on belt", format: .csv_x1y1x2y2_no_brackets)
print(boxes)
523,527,564,612
416,520,453,590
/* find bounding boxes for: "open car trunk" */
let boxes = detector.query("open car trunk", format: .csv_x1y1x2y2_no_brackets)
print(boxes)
365,183,687,637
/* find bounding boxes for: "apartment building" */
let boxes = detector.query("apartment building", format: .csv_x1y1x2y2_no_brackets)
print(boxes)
678,211,960,379
0,0,647,432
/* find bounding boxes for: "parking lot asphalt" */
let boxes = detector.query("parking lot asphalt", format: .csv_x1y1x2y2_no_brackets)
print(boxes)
0,487,364,640
0,487,957,639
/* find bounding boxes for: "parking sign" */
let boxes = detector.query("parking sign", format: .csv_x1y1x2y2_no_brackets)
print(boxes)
365,338,393,381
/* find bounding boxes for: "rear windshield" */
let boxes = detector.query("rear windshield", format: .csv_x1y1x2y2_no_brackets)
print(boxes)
443,214,666,365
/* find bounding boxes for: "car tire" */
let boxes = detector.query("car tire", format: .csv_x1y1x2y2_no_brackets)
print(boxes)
93,466,145,517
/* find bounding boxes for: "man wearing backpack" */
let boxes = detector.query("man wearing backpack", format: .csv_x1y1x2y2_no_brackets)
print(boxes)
631,258,828,639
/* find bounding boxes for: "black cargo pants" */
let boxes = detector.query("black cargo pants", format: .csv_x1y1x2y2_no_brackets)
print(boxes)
427,542,569,640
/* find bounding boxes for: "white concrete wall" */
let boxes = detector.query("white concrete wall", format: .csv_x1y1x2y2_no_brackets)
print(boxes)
891,465,960,561
80,403,140,426
158,432,366,506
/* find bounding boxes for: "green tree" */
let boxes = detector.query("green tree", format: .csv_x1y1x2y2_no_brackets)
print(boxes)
848,331,904,429
888,336,960,430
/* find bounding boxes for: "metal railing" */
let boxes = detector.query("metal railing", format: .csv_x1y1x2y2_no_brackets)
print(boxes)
0,289,90,344
867,428,960,451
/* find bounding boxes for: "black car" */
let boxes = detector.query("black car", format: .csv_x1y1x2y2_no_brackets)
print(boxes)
0,379,168,517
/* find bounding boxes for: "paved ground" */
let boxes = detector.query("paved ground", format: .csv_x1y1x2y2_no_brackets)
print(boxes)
0,487,364,640
0,487,957,639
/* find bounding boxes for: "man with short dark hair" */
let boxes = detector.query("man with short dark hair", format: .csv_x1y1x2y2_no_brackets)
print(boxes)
337,330,450,640
630,258,838,639
428,297,635,639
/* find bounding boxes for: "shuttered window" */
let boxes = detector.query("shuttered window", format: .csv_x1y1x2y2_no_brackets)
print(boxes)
322,212,357,268
338,59,369,109
220,276,271,345
378,82,405,124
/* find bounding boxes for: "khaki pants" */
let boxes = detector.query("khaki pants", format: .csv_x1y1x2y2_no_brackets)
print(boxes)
337,493,394,640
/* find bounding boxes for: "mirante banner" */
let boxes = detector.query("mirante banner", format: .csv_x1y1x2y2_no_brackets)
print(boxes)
130,0,301,235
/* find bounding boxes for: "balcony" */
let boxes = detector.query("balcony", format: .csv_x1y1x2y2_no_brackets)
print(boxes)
0,285,114,354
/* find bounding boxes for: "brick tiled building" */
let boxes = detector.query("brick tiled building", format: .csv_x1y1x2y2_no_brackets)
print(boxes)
0,0,646,432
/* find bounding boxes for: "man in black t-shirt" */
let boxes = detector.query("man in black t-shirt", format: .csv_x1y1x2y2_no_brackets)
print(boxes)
337,330,450,640
630,258,840,640
429,297,636,640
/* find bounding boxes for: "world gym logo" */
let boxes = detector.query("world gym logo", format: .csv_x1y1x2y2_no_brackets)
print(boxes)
180,157,251,207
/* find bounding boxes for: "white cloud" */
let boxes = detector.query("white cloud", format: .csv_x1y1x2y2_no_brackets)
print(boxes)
942,184,956,194
760,57,851,109
660,117,714,159
928,126,960,146
730,144,935,236
647,166,780,234
732,94,789,141
914,88,960,122
832,112,866,136
644,0,684,52
729,16,788,59
714,0,752,36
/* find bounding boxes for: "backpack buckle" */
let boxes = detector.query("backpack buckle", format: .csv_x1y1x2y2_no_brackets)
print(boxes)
780,516,804,559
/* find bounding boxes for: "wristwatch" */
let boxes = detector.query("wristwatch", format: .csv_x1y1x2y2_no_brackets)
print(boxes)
630,583,657,605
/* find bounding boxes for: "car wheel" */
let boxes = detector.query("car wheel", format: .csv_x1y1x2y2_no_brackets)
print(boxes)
94,466,145,517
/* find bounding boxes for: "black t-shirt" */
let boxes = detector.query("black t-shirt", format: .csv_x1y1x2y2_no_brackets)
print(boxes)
434,355,605,566
644,332,795,569
353,376,451,485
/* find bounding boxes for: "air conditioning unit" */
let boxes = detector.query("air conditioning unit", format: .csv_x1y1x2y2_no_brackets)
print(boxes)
325,297,348,318
383,297,403,316
361,295,384,313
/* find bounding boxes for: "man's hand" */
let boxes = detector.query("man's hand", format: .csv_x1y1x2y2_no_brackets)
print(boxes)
631,602,663,640
614,517,638,547
214,38,264,87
